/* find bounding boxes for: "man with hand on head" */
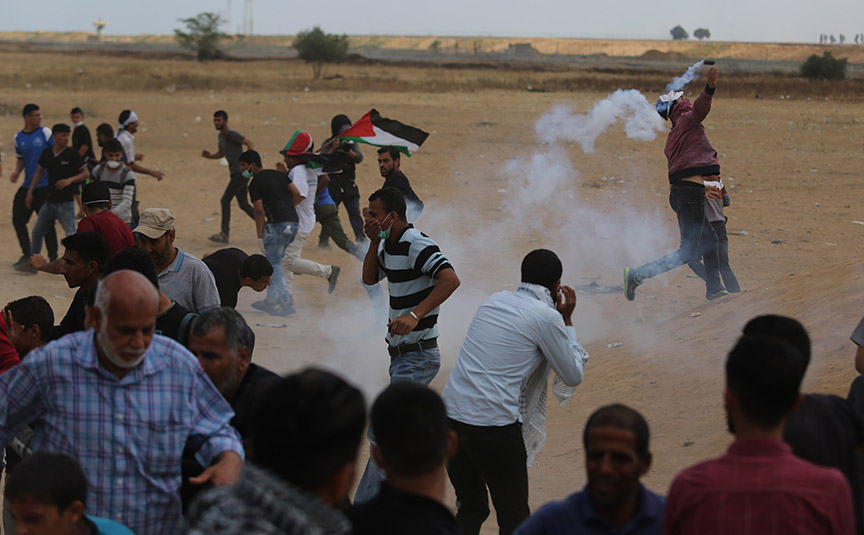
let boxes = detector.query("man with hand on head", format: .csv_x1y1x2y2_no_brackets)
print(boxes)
0,270,244,535
516,404,664,535
354,187,460,502
442,248,588,535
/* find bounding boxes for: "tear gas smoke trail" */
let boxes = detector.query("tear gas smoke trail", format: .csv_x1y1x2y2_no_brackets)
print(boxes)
665,60,706,92
535,89,666,154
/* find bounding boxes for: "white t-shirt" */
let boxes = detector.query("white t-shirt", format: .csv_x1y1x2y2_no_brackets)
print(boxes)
116,129,135,164
288,164,317,234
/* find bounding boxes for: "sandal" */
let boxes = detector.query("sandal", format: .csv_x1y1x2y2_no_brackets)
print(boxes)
208,233,229,244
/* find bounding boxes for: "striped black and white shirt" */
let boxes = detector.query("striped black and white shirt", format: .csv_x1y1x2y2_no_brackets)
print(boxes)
375,225,453,347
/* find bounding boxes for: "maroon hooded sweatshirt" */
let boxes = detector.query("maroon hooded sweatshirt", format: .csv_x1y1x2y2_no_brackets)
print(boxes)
665,85,721,183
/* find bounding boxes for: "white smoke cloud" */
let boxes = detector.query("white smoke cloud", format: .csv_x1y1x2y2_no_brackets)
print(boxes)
535,89,666,153
666,60,706,92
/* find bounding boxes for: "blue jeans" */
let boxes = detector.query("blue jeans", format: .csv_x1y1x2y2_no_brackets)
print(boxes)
633,181,724,296
262,221,298,303
30,201,76,255
354,346,441,503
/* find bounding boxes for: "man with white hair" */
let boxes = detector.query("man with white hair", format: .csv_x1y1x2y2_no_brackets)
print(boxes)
0,270,244,535
116,109,165,181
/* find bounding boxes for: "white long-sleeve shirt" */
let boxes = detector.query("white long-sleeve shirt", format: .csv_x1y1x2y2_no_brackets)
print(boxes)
443,287,588,427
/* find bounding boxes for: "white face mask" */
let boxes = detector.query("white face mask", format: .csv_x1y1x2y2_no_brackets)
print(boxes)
106,160,122,170
98,325,147,370
72,121,84,128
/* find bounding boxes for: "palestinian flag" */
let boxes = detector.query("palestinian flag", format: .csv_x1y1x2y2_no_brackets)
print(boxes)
337,109,429,157
298,153,344,176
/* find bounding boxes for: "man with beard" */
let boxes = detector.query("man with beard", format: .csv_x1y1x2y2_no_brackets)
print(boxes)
49,231,110,341
515,404,664,535
377,146,423,221
183,307,280,508
0,270,244,535
201,110,255,244
134,208,220,313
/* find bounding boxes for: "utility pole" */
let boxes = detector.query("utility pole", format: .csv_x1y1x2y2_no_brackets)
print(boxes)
244,0,254,35
224,0,233,34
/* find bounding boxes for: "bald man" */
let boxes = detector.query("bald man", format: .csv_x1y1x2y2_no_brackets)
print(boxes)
0,270,244,535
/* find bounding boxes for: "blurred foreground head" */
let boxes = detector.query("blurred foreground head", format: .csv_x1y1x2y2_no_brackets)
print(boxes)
249,368,366,505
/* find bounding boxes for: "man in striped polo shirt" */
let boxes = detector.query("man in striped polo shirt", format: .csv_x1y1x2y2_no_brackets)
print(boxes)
354,187,460,502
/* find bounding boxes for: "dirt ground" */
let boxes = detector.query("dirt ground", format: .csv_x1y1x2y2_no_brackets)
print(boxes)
1,51,863,532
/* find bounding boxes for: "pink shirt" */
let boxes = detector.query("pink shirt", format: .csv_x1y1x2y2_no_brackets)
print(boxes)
665,437,854,535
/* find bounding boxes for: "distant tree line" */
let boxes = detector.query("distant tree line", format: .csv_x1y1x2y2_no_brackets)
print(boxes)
670,26,711,41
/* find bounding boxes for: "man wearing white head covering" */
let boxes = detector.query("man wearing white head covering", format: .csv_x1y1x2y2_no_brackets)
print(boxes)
116,110,165,181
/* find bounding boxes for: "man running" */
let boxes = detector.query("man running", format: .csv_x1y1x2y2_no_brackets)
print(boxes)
201,110,255,244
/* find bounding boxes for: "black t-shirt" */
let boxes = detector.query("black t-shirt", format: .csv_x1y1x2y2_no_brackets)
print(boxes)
383,170,423,207
248,169,299,224
38,146,86,202
72,124,95,162
50,287,87,341
202,247,247,308
349,481,458,535
156,301,197,346
785,393,864,533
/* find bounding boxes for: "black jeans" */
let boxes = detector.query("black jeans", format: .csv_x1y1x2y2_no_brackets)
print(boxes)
220,172,255,236
12,186,57,259
447,419,530,535
634,181,724,296
710,220,740,292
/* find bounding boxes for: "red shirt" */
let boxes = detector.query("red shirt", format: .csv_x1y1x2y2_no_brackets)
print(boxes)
665,437,854,535
665,88,720,182
0,314,21,374
77,210,135,255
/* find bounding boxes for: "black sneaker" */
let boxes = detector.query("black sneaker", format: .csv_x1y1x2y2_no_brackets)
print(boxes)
327,266,340,294
624,268,641,301
13,262,37,274
12,255,28,268
706,289,732,302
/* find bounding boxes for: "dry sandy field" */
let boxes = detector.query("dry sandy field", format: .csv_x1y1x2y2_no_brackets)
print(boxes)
1,46,863,532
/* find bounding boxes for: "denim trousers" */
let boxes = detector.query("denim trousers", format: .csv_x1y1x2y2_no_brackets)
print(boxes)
353,346,441,503
710,220,741,293
30,201,76,256
262,221,298,303
634,181,724,296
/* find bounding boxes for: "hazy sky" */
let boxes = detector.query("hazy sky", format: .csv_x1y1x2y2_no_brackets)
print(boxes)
2,0,862,43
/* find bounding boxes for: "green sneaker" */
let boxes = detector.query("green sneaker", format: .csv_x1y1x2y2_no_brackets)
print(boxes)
706,289,732,302
624,268,641,301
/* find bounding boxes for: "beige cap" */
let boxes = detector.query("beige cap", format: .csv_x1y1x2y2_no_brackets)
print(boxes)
133,208,175,239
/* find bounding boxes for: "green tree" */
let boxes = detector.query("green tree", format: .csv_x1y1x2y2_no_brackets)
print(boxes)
174,12,230,61
293,26,349,79
694,28,711,40
800,51,848,81
429,39,441,52
670,25,689,40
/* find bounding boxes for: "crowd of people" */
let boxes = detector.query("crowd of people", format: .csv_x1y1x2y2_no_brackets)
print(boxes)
0,89,862,535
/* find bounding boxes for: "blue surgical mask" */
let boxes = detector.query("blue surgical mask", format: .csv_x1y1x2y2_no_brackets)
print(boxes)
242,168,253,179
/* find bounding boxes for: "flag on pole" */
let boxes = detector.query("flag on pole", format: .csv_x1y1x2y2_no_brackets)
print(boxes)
337,109,429,156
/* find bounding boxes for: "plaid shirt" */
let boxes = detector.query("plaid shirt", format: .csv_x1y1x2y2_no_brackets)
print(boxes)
0,330,244,535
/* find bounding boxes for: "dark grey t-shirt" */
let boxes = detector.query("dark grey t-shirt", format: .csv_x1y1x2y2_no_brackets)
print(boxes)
218,129,245,175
